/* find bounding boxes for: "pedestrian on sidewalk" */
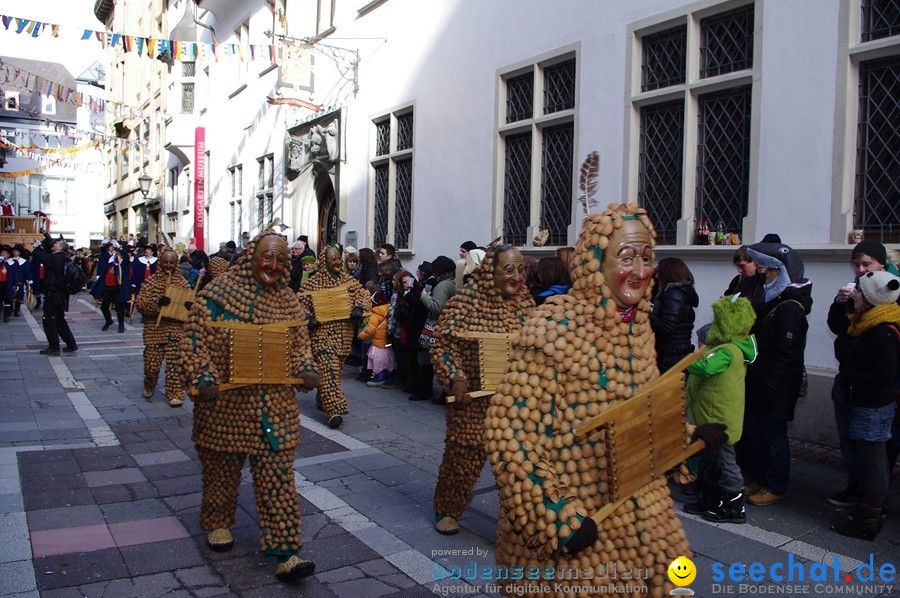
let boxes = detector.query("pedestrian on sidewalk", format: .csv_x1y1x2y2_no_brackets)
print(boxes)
358,291,394,387
134,249,189,407
179,225,320,581
684,294,757,524
826,240,899,508
431,242,533,535
31,234,77,355
831,271,900,540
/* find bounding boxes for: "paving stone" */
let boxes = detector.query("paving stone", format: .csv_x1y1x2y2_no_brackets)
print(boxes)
340,453,405,472
366,464,430,488
301,530,381,573
119,537,205,576
0,492,24,513
350,526,410,557
31,523,117,558
34,547,129,591
341,486,414,512
129,571,182,595
356,558,399,578
77,455,138,473
192,587,234,597
100,497,173,523
28,504,106,532
210,554,277,590
378,572,419,590
17,460,79,478
0,560,37,594
22,486,95,511
21,472,86,492
141,460,202,481
164,492,203,513
109,515,190,547
236,579,337,597
133,449,191,467
175,564,227,588
315,565,365,583
90,481,160,505
83,468,147,487
327,577,398,598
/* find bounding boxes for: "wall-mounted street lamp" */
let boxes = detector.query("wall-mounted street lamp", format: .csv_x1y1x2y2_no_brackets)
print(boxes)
138,174,152,198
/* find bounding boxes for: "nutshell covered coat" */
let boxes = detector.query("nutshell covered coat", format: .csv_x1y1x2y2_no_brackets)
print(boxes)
487,204,689,598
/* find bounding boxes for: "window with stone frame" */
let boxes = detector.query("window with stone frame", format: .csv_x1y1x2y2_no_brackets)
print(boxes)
852,1,900,242
256,154,274,232
497,52,576,247
629,3,756,246
370,107,413,250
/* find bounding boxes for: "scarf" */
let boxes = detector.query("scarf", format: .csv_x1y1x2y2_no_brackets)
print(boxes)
848,302,900,338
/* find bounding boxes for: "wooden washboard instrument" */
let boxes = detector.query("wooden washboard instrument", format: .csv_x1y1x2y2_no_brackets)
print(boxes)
446,331,511,404
192,319,310,392
574,348,707,525
297,281,353,322
156,274,201,326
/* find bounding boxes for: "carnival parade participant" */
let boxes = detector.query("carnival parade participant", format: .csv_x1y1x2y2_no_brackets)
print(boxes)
134,249,189,407
179,226,320,581
4,244,28,320
132,244,158,297
90,239,131,333
297,245,370,429
487,203,699,598
432,242,534,535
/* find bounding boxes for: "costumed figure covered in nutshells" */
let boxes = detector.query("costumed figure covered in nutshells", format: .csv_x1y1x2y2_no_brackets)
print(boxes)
134,249,189,407
297,245,370,429
487,203,692,598
432,242,535,535
179,226,320,581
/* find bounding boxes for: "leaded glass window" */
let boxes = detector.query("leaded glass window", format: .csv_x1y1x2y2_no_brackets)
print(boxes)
641,25,687,92
540,124,574,246
854,56,900,242
503,133,532,246
700,4,754,79
397,112,414,151
506,73,533,123
639,101,684,246
181,83,194,113
543,59,576,114
861,0,900,42
373,165,389,247
394,159,412,248
375,120,390,156
695,86,751,233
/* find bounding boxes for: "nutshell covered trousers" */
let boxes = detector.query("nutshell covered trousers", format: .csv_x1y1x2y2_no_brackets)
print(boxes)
197,445,302,556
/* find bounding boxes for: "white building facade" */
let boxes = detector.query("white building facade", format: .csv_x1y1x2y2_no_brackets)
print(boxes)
169,0,897,445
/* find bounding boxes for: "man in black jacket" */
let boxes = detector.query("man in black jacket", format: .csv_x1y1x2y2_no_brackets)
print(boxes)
32,235,77,356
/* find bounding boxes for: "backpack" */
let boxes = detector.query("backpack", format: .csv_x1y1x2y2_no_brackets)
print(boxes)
64,260,85,294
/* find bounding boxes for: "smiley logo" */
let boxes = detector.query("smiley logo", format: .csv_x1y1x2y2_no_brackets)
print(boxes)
667,556,696,586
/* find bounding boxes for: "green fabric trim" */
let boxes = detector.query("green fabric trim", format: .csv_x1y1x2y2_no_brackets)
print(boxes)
622,214,638,221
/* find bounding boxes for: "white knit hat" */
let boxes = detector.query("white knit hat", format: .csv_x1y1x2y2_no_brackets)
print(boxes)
858,270,900,306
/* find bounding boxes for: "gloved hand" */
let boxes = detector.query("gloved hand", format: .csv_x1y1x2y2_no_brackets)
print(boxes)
111,239,120,249
692,423,728,458
349,306,364,324
158,296,171,307
451,379,470,405
307,316,321,332
183,301,193,311
294,371,320,392
565,517,597,555
195,384,219,402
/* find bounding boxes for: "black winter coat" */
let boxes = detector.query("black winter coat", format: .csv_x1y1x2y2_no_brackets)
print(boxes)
827,299,855,368
745,283,813,421
840,322,900,408
650,281,698,372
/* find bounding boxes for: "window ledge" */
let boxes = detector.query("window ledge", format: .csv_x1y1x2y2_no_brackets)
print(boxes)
358,0,388,17
228,84,247,99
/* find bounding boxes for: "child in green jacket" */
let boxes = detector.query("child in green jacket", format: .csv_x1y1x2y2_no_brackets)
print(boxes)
684,294,757,523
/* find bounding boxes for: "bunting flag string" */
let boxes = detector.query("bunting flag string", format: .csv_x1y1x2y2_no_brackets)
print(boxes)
0,13,277,65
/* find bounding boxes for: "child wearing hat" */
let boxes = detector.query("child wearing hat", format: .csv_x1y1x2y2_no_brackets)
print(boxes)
831,271,900,540
684,295,758,524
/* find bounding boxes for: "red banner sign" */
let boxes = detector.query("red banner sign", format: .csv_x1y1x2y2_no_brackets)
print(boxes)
193,127,205,251
266,96,321,112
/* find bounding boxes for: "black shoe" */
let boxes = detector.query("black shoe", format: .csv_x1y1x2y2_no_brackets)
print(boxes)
328,415,343,429
102,322,113,331
832,505,883,540
62,346,78,353
118,323,125,333
408,393,432,401
703,492,746,524
828,488,860,508
39,348,61,356
13,311,20,317
356,370,373,382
